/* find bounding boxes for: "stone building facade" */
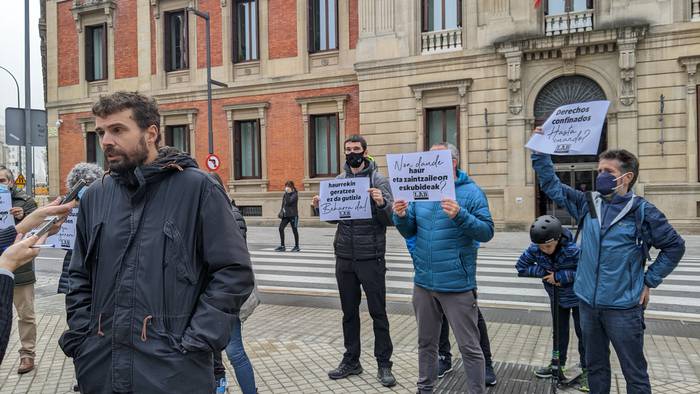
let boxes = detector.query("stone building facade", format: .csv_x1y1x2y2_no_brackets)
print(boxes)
44,0,700,231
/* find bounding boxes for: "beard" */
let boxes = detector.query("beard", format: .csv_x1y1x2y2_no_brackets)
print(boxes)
104,136,149,173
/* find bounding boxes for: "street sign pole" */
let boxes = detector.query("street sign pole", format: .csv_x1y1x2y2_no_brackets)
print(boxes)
24,0,33,194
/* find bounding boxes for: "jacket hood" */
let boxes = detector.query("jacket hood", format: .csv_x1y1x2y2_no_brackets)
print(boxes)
343,158,377,177
110,146,199,189
455,169,473,186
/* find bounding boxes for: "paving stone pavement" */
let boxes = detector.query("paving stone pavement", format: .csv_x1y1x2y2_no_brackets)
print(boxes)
1,292,699,393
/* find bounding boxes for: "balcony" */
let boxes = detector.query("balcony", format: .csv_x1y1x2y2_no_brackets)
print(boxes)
421,28,463,54
545,10,593,36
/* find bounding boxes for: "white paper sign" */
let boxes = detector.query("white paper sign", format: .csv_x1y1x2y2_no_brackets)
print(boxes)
386,150,456,202
318,177,372,221
46,208,78,250
0,190,13,229
526,100,610,155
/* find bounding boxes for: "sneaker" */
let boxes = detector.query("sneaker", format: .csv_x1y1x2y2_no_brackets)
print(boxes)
291,246,300,252
438,358,453,378
377,366,397,387
274,245,285,252
578,369,589,392
485,364,497,386
215,377,227,393
534,364,553,378
328,362,363,380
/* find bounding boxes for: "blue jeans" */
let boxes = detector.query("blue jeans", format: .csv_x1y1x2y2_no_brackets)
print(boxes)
225,317,257,394
579,302,650,394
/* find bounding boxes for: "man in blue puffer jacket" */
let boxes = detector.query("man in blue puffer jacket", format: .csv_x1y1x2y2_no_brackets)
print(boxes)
531,132,685,394
394,142,494,394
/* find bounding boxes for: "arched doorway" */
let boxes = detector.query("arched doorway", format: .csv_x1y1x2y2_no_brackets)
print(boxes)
534,75,607,225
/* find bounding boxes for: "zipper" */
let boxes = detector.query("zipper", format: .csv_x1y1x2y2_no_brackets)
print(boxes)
429,203,437,288
591,216,601,308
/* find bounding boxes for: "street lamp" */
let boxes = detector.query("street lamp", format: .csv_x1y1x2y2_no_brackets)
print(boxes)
0,65,23,176
186,7,229,156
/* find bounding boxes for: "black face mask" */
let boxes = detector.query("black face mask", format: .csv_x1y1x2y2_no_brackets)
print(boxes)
345,152,365,168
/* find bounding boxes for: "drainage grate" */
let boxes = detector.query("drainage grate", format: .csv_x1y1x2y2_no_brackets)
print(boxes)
239,205,263,217
437,361,556,393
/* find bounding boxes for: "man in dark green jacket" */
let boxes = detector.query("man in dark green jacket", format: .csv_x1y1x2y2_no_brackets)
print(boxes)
0,166,37,374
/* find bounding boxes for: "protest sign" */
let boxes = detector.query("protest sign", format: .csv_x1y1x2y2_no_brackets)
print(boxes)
0,189,13,229
526,100,610,155
318,177,372,221
46,208,78,250
386,150,456,202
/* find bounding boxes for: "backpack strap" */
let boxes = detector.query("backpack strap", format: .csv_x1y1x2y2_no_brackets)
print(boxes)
635,199,651,264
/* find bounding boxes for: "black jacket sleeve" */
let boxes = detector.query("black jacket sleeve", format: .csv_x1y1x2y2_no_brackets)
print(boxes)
0,226,17,252
180,183,255,353
373,172,394,227
58,200,91,358
0,272,14,364
231,205,248,240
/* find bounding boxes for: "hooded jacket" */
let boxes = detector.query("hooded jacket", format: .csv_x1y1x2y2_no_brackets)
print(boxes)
332,160,394,261
59,148,254,393
516,228,580,308
393,170,494,292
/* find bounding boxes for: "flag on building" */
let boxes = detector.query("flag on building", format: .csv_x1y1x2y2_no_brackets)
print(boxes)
534,0,542,8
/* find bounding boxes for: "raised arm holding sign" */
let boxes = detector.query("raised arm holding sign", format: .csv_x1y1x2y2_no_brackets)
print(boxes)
526,100,610,155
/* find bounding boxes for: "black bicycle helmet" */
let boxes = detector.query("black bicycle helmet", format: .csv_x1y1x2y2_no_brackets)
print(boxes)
530,215,563,244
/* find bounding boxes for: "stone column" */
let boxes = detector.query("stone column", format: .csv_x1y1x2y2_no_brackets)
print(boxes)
693,0,700,22
680,56,700,183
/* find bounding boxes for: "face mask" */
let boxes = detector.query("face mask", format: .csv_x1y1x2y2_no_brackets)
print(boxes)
596,171,631,196
77,186,87,201
345,152,365,169
285,187,292,193
0,184,9,193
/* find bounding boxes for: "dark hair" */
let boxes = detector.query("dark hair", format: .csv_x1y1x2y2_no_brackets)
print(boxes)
598,149,639,188
285,180,296,191
344,134,367,151
92,91,162,145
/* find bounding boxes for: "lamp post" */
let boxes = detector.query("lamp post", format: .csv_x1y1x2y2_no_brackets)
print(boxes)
0,65,23,177
187,7,228,156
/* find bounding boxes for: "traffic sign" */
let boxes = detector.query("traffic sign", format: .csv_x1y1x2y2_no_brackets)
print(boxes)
15,174,26,188
5,108,48,146
206,154,221,171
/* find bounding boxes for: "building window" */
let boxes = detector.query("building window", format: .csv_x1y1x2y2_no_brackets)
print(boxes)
546,0,592,15
164,10,189,72
309,0,338,53
86,132,105,169
425,107,458,149
165,125,190,153
234,0,259,62
85,24,107,82
310,114,339,177
234,120,261,179
422,0,462,32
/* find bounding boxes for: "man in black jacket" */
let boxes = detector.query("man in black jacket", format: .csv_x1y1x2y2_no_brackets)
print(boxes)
0,166,39,374
59,92,254,393
312,135,396,387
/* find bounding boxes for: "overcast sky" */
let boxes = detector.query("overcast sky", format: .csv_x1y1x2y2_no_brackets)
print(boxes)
0,1,45,124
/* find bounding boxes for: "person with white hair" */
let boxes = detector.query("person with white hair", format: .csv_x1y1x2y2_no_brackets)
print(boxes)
56,162,104,295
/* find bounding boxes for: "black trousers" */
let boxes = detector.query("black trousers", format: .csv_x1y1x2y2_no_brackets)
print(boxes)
335,256,393,367
279,216,299,247
213,351,225,380
550,304,585,368
439,307,493,366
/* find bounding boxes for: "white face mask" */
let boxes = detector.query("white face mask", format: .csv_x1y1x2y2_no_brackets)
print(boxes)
285,187,292,193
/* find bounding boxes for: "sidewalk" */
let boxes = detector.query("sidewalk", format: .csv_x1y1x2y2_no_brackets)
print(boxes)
1,292,699,393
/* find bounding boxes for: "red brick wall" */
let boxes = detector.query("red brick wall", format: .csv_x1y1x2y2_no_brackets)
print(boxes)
196,0,223,68
58,85,359,193
58,112,92,194
268,0,298,59
57,1,79,87
349,0,358,49
114,0,138,79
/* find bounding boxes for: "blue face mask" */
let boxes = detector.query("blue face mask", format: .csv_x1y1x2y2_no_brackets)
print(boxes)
77,187,87,201
0,184,9,193
596,171,630,196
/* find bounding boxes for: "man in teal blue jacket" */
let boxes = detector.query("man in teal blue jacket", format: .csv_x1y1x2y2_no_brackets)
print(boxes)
531,133,685,394
394,142,494,394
